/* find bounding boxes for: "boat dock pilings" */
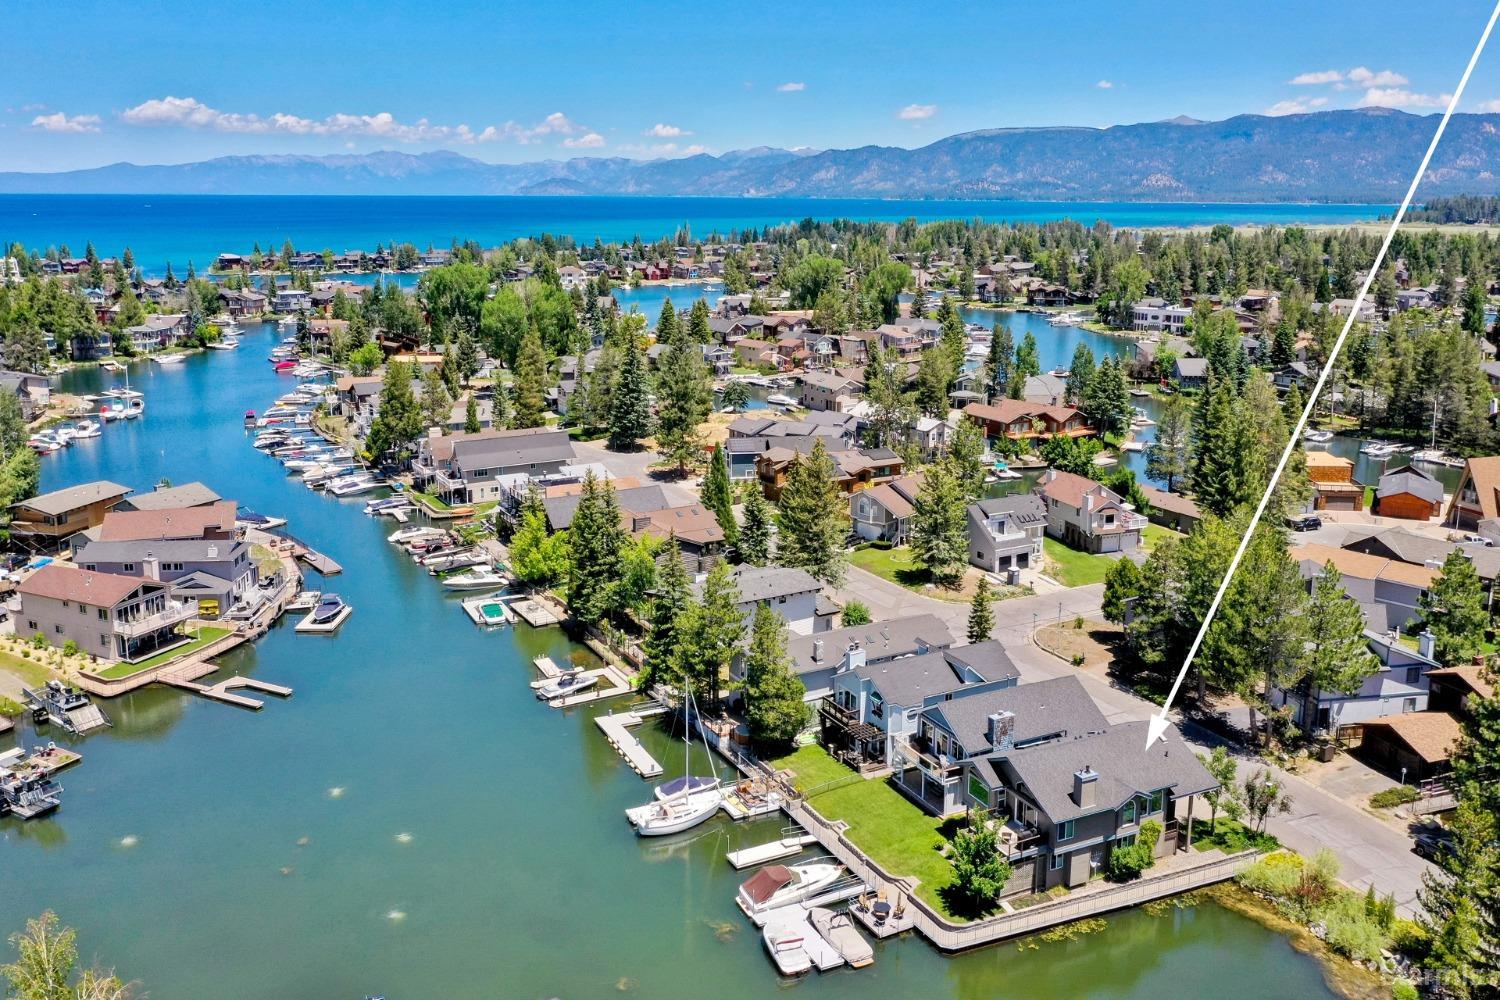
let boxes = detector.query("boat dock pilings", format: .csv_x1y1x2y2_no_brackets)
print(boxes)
594,703,668,778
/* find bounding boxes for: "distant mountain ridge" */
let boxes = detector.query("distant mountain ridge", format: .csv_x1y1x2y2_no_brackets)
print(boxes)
5,108,1500,201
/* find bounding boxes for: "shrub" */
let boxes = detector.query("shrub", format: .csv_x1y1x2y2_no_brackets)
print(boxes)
0,696,24,718
1369,786,1421,809
1391,981,1418,1000
1322,892,1388,963
1391,918,1430,961
1106,820,1162,882
61,640,79,657
840,600,872,627
1237,852,1304,898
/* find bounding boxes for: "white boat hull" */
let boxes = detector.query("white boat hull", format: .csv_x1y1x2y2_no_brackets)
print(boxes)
626,788,722,836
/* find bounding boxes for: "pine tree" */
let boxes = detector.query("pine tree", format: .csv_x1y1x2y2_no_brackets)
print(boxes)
567,473,626,627
701,443,738,547
607,333,652,450
1421,549,1490,666
365,359,423,461
1083,356,1132,437
673,559,744,704
986,322,1014,402
687,298,712,343
1145,392,1191,492
510,486,569,586
910,459,970,589
738,485,773,567
511,321,550,429
464,393,481,434
1302,563,1380,695
1101,557,1143,623
774,439,848,584
420,365,452,432
1014,331,1041,382
1066,343,1096,406
968,576,995,644
743,602,811,746
455,327,480,385
643,544,693,688
654,324,712,474
654,298,678,342
947,418,987,501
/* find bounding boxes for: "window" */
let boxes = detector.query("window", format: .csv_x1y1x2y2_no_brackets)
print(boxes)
26,620,35,631
1122,799,1137,825
1404,697,1418,713
1057,820,1075,842
1405,667,1420,685
78,604,87,615
54,625,63,634
99,634,108,647
61,600,69,608
1148,790,1164,814
1049,851,1065,871
123,563,135,572
98,609,107,620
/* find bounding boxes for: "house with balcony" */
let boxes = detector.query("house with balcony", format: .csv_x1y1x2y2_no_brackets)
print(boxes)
271,288,312,313
967,494,1046,575
850,473,923,544
16,564,197,664
1130,298,1192,334
709,565,834,636
1306,451,1365,512
1290,541,1437,632
749,613,955,704
819,640,1021,774
751,441,903,501
963,401,1094,445
74,536,259,614
9,481,131,549
123,313,190,353
1035,469,1145,554
799,370,864,412
897,676,1109,817
1270,626,1438,735
410,427,577,504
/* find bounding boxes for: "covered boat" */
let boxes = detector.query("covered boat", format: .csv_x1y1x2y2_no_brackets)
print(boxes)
736,861,844,922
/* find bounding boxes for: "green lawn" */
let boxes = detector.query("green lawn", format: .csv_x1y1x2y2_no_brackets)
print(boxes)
848,545,931,588
92,626,233,680
408,489,451,511
0,647,54,687
1189,816,1280,854
1141,523,1184,552
1042,538,1112,587
771,745,958,916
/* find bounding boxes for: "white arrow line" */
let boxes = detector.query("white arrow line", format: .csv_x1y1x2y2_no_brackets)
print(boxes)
1145,0,1500,750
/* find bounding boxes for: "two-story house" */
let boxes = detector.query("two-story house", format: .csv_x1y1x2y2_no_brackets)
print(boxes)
850,473,923,544
411,427,577,505
1271,627,1437,735
708,565,835,636
798,370,864,412
754,613,955,703
963,401,1095,445
1290,542,1436,632
9,481,131,548
1035,469,1145,554
967,494,1047,576
74,537,259,613
17,564,197,664
1445,456,1500,532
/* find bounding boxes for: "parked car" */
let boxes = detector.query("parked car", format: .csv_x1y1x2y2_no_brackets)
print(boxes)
1413,827,1455,862
1287,515,1323,532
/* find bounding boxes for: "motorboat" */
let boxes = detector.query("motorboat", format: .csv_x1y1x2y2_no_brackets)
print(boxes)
389,524,446,545
625,785,722,836
1361,441,1397,458
327,475,383,497
309,593,347,626
440,566,508,591
535,669,598,700
237,511,288,530
763,924,814,976
273,360,299,373
244,409,257,428
1120,440,1145,453
653,775,718,801
27,436,60,455
765,393,798,408
422,547,489,573
99,400,125,422
208,337,240,351
1129,387,1151,397
1303,429,1335,443
72,419,101,439
1048,311,1084,327
365,496,414,515
736,861,845,923
153,352,186,365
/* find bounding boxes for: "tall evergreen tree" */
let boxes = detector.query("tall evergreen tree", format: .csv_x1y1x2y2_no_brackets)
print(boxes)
365,359,422,461
566,473,626,627
1014,331,1041,382
1301,563,1381,695
738,485,773,567
673,559,744,704
701,443,738,547
607,332,652,450
510,321,550,429
642,544,693,688
1420,549,1490,665
464,393,481,434
985,322,1014,402
743,602,811,746
420,365,452,432
968,576,995,644
1066,343,1096,406
1145,392,1192,492
654,324,713,474
910,459,970,589
947,419,988,501
774,439,848,584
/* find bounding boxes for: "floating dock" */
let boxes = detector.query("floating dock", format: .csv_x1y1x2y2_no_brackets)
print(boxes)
461,591,513,627
161,674,293,711
728,829,819,869
529,663,634,708
763,910,846,972
594,704,668,778
295,604,352,633
509,596,561,628
809,907,874,968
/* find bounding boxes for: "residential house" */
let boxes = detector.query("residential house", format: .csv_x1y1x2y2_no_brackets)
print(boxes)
9,482,131,548
963,401,1095,444
1341,526,1500,613
1271,627,1437,735
799,370,864,412
117,482,222,512
709,565,834,636
91,501,237,545
732,338,783,369
1445,456,1500,532
1306,451,1364,512
1172,357,1209,390
968,494,1047,575
16,564,196,664
1130,299,1192,334
753,441,903,501
1273,362,1311,393
271,288,312,313
1290,542,1436,631
411,427,577,505
0,370,52,419
1137,485,1201,534
753,613,955,703
850,473,924,544
1035,469,1145,554
124,314,189,353
1355,711,1464,781
218,287,267,318
74,536,259,611
1372,465,1445,521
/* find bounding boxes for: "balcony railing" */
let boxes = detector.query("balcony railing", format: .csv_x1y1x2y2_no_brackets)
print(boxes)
114,602,195,638
901,737,962,775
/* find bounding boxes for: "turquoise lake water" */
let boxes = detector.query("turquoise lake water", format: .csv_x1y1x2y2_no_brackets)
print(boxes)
0,323,1347,998
0,194,1392,274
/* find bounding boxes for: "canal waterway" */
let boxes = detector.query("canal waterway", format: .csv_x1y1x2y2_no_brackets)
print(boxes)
0,322,1343,998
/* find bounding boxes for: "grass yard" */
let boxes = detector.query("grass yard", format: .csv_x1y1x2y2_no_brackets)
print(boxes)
92,626,233,680
848,545,1012,603
1042,538,1112,587
0,646,54,689
1141,523,1184,552
1189,816,1280,854
771,745,959,916
408,489,451,512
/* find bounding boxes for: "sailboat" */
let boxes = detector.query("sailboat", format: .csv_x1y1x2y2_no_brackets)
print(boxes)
625,690,723,836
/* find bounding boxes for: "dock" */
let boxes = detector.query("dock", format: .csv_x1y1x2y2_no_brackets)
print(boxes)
160,672,293,711
0,715,10,735
0,744,81,777
533,665,634,708
461,591,512,627
727,828,819,869
594,705,668,778
272,528,342,575
809,907,875,968
295,604,352,633
763,910,845,972
508,595,561,628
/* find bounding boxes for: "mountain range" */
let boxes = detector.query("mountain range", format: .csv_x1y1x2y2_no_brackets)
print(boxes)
5,108,1500,201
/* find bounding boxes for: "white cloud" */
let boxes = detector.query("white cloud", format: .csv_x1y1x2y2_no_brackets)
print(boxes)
119,96,593,146
776,82,805,92
562,132,605,149
1289,69,1344,85
1095,80,1114,89
1349,66,1408,87
30,112,100,133
1264,96,1329,116
1475,99,1500,113
645,123,690,138
1360,87,1451,109
897,103,937,120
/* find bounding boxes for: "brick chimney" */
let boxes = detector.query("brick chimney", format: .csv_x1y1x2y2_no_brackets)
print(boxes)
988,710,1015,752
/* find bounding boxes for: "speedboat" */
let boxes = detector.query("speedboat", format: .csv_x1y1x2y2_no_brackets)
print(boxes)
440,566,508,591
365,496,414,515
237,511,288,530
273,360,299,373
422,547,489,573
72,419,101,439
208,337,240,351
309,593,347,625
625,785,723,837
389,525,446,545
736,861,845,923
1049,311,1084,327
154,352,186,364
535,669,598,700
763,922,814,977
327,475,382,497
653,775,718,801
27,436,60,455
765,393,798,408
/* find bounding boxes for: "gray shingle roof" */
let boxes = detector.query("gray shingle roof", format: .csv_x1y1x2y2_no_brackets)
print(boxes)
76,537,248,564
785,614,953,677
998,721,1218,823
16,481,131,516
926,676,1108,754
970,494,1046,525
542,484,673,531
724,565,822,603
1376,465,1444,504
851,640,1020,706
119,482,221,511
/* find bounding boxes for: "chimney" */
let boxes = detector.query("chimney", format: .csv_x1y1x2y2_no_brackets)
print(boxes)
142,554,160,581
988,710,1015,752
631,514,652,532
1418,630,1436,660
1072,766,1098,809
812,639,824,663
843,643,867,673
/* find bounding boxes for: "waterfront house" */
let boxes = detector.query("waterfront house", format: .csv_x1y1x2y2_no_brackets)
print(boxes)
124,313,189,353
1371,465,1445,521
753,441,903,501
1130,298,1191,334
1290,542,1436,631
898,675,1109,817
1342,526,1500,610
799,370,863,412
117,482,222,512
271,288,311,313
1305,451,1364,512
710,565,833,636
967,494,1047,575
0,370,52,419
10,481,131,548
1270,626,1436,735
410,427,577,505
819,640,1021,774
1273,362,1312,393
218,287,267,318
17,564,196,663
709,315,766,344
74,536,259,611
1035,469,1144,554
850,473,924,544
1444,456,1500,532
963,401,1094,444
743,613,955,703
1172,357,1209,390
732,338,782,369
1137,485,1201,534
907,416,950,457
91,501,237,545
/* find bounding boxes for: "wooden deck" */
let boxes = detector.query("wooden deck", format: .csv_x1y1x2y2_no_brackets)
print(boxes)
594,706,666,778
160,671,293,711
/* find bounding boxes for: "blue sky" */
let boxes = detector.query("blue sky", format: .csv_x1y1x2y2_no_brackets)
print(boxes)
4,0,1500,172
